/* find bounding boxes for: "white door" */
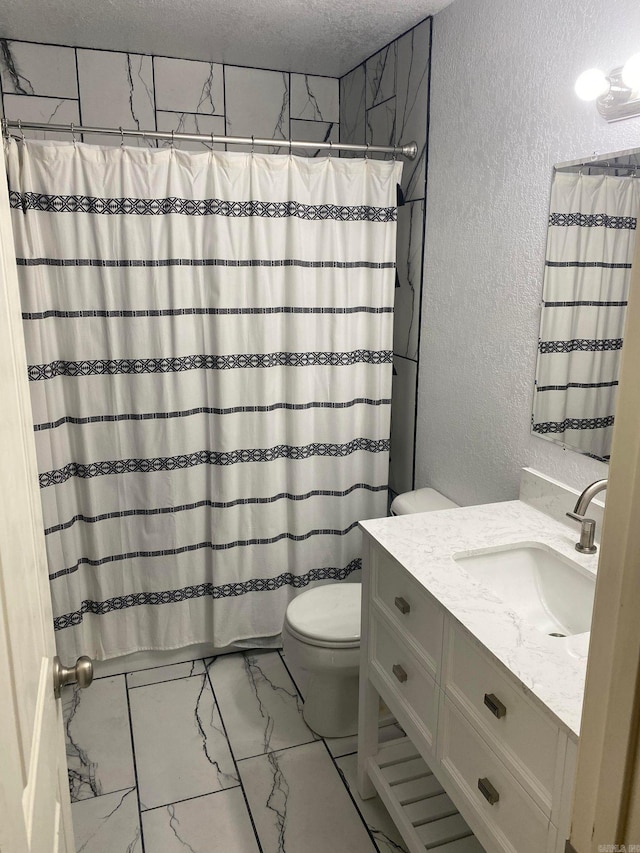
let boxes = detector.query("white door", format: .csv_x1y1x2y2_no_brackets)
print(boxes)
0,156,76,852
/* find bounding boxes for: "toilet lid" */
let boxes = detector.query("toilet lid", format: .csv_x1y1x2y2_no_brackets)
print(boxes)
285,583,361,645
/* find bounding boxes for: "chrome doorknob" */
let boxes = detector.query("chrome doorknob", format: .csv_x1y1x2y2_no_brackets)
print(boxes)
53,655,94,699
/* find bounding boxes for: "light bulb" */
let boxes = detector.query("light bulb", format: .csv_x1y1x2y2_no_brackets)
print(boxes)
622,53,640,91
574,68,609,101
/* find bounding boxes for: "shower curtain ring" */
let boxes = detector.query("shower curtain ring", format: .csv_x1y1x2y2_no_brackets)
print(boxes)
70,122,77,147
328,139,333,158
210,132,215,150
171,129,175,149
364,142,370,160
119,126,124,147
251,135,255,155
18,120,25,143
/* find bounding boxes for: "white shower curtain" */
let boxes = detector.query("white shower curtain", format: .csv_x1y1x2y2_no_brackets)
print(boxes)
532,171,639,460
5,138,401,660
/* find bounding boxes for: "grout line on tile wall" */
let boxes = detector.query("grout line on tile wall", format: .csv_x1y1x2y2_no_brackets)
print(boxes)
366,93,396,113
411,14,434,491
222,63,228,152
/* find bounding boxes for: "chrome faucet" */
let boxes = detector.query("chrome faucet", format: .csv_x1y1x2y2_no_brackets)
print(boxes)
566,479,608,554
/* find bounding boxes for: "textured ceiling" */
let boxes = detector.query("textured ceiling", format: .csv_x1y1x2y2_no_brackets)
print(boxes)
0,0,455,78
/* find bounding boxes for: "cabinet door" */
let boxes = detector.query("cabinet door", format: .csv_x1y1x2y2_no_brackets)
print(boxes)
370,610,439,752
438,696,550,853
444,622,565,816
372,548,444,678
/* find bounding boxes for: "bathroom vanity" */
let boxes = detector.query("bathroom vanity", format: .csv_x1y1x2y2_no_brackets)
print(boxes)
357,492,598,853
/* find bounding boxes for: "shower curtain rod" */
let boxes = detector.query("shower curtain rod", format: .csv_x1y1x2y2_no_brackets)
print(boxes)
1,119,418,160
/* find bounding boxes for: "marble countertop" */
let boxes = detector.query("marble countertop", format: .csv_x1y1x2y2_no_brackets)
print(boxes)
360,500,599,739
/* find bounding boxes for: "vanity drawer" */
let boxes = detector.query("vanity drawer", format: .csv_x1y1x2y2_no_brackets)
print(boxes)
438,697,549,853
370,611,439,749
372,548,444,677
444,624,560,814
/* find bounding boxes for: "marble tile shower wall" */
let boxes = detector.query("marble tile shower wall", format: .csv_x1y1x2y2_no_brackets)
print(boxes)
0,30,428,497
340,18,432,495
0,39,339,153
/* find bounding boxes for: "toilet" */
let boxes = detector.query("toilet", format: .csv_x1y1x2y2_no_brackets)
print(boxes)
282,487,459,737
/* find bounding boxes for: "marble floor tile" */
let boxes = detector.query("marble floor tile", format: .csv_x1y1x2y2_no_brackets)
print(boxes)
129,672,239,810
208,650,317,760
336,752,408,853
127,658,207,688
238,741,377,853
71,787,141,853
142,788,260,853
62,675,135,802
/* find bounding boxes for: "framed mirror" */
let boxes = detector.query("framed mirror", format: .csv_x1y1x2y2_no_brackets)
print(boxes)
531,146,640,462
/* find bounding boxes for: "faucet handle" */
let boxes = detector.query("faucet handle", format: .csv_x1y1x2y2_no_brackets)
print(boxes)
566,511,585,523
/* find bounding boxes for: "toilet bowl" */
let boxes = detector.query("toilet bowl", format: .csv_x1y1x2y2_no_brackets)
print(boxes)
282,487,458,738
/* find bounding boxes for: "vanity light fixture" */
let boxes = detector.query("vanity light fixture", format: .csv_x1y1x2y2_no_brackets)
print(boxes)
575,54,640,122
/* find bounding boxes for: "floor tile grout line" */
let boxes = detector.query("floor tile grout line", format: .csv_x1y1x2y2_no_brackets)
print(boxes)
276,647,305,700
320,737,389,853
204,657,266,853
235,736,320,764
139,782,243,813
278,648,393,852
92,655,210,681
71,784,138,805
124,671,147,853
327,747,359,759
127,669,211,690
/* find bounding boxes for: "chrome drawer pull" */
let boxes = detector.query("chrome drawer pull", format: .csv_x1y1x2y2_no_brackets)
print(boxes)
484,692,507,719
394,596,411,615
478,777,500,806
392,664,408,683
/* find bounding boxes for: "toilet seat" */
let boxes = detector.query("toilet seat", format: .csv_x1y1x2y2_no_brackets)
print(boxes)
284,583,361,649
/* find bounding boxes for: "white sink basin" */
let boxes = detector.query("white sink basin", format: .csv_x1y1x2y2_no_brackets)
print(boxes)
453,543,595,637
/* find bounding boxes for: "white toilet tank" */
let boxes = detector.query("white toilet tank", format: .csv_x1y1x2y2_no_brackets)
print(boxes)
390,487,458,516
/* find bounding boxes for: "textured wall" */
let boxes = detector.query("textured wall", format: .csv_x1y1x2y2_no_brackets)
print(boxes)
418,0,640,506
0,39,338,154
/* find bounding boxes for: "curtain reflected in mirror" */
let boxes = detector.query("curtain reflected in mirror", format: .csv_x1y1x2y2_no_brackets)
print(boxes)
532,151,640,461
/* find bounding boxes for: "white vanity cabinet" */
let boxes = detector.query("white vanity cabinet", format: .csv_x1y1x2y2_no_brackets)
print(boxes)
357,535,578,853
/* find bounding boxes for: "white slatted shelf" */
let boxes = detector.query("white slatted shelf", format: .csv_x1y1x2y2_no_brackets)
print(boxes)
365,737,485,853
